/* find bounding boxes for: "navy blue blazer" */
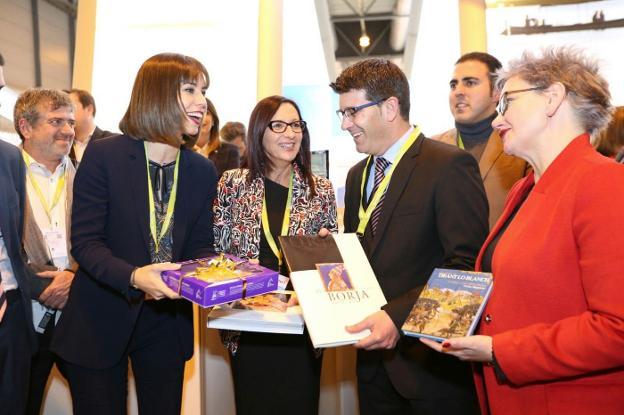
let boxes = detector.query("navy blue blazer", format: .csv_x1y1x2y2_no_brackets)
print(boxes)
0,140,36,348
51,135,217,369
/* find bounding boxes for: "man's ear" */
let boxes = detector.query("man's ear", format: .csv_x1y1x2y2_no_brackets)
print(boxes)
383,96,400,122
18,118,33,140
545,82,566,117
85,104,95,117
491,86,501,104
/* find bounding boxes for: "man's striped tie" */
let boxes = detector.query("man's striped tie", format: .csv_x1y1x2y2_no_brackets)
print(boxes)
370,157,391,236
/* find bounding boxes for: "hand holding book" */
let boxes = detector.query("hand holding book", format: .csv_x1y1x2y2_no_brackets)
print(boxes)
419,335,494,363
346,309,400,351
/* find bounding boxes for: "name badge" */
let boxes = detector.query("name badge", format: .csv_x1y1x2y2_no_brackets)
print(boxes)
36,310,55,334
42,228,68,261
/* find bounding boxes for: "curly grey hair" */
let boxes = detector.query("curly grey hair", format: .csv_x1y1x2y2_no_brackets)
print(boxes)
14,88,73,140
495,46,613,136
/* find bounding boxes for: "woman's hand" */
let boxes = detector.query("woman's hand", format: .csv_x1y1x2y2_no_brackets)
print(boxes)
318,228,330,238
420,335,494,362
286,293,299,307
132,262,181,300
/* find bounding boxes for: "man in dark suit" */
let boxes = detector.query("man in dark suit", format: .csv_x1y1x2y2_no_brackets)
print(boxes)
330,58,489,414
0,139,36,415
65,89,114,167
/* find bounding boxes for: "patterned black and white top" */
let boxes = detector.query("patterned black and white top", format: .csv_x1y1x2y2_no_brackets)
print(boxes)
213,163,338,353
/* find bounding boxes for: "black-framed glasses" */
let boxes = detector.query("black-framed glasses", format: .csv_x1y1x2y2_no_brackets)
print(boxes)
497,87,544,116
336,98,388,121
268,120,307,133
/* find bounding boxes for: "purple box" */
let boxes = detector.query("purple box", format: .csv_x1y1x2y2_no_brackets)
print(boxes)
161,254,279,308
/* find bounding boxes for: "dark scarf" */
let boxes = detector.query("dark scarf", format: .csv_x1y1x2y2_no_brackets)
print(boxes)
455,112,497,151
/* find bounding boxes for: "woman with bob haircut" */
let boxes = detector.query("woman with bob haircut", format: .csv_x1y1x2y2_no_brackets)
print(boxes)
51,53,218,414
194,97,240,176
214,95,337,415
422,46,624,415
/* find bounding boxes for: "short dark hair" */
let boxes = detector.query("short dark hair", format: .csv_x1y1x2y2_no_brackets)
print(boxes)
0,52,5,66
456,52,502,91
220,121,246,143
64,88,97,116
329,58,410,121
14,88,73,141
246,95,316,196
119,52,209,147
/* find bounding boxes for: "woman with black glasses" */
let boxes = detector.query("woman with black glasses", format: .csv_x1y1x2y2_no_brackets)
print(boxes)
214,95,337,415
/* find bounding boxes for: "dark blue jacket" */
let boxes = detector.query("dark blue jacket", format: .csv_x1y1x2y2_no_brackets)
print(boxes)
51,135,217,369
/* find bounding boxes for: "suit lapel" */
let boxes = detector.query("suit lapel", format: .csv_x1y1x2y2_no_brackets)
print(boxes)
367,134,423,257
128,140,151,252
478,130,503,181
0,177,22,270
475,174,535,271
172,149,190,261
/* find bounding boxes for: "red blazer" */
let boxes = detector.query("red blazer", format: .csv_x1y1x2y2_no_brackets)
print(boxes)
473,134,624,415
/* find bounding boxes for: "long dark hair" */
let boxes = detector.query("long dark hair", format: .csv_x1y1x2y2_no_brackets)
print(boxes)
246,95,316,195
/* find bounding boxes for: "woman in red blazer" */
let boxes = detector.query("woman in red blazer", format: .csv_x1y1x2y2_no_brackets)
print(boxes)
422,47,624,414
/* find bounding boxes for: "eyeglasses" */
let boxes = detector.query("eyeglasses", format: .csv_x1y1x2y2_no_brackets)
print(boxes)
336,98,387,122
267,120,307,133
497,87,544,116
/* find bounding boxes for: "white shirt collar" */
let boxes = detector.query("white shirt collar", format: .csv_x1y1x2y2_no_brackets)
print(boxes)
22,150,68,177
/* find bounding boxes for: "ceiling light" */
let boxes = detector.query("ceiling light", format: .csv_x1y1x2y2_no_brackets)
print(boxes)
359,33,370,48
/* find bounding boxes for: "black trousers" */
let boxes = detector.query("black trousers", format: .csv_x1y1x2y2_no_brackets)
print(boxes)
26,313,66,415
0,290,31,415
61,300,187,415
230,330,322,415
358,362,480,415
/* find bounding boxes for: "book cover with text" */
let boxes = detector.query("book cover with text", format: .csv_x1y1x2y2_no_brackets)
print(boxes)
279,234,386,348
402,269,493,342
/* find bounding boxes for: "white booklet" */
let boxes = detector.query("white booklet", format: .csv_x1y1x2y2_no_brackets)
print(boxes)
279,233,387,348
207,291,304,334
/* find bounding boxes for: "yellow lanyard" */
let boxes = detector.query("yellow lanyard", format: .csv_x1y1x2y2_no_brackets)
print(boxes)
457,132,465,150
357,127,421,236
261,170,294,266
144,142,180,252
22,151,66,224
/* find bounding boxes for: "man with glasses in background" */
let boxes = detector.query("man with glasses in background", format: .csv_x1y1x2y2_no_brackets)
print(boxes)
14,88,78,414
432,52,527,228
330,58,488,415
